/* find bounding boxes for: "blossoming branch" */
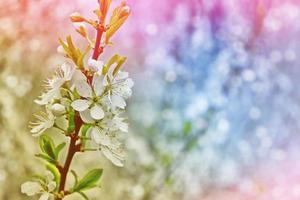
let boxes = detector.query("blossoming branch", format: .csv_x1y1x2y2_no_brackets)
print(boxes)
21,0,132,199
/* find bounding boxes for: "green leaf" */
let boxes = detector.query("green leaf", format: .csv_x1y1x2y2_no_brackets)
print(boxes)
54,142,66,159
35,153,56,164
183,121,192,136
77,191,89,200
80,125,91,149
46,164,61,191
67,110,75,133
72,169,103,192
39,135,57,160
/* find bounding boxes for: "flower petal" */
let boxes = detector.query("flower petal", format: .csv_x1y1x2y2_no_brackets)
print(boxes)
75,80,93,98
102,74,109,86
119,121,128,132
45,171,55,181
70,70,87,89
125,78,134,88
79,110,95,123
90,104,105,120
34,89,59,105
92,74,104,96
61,62,75,81
90,127,102,144
50,78,65,90
101,146,124,167
39,193,50,200
89,127,110,146
115,71,128,81
71,99,90,111
111,94,126,109
21,181,42,196
47,181,56,192
30,124,45,134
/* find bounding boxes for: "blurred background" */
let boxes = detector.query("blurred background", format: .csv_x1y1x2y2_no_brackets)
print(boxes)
1,0,300,199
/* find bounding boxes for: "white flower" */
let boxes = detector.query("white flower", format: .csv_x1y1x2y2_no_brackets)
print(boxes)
88,127,125,167
103,67,134,109
82,109,127,167
35,62,75,105
21,171,56,200
71,74,105,120
30,110,55,137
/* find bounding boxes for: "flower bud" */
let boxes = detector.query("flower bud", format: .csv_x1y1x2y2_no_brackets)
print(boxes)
51,103,65,116
57,45,65,54
88,57,104,72
105,3,130,44
70,12,86,22
119,6,130,19
60,98,72,107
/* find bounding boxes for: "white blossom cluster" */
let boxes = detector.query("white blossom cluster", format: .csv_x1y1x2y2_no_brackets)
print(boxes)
29,55,134,167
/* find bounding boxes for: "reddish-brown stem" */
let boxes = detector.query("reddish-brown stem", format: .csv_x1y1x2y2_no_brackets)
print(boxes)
56,113,83,200
92,25,104,60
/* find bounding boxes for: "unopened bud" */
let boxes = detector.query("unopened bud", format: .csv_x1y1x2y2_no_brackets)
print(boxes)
122,6,130,14
88,57,104,72
70,12,86,22
57,45,65,54
51,103,65,116
119,6,130,18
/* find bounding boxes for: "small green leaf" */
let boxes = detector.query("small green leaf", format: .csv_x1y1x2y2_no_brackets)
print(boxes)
55,142,66,158
80,125,91,149
39,135,57,160
46,164,61,191
77,191,89,200
35,153,56,164
72,169,103,192
67,110,75,133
